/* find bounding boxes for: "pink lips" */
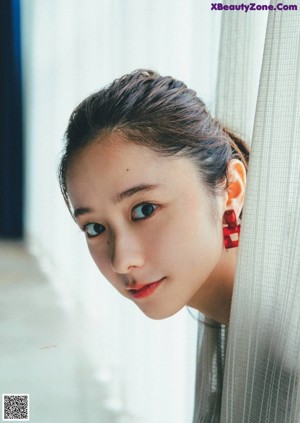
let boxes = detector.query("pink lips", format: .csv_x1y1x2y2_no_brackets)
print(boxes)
128,279,165,299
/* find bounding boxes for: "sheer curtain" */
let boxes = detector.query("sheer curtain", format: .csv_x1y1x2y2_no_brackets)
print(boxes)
193,2,300,422
222,4,300,421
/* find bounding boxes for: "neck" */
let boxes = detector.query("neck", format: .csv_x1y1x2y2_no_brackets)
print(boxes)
187,248,237,325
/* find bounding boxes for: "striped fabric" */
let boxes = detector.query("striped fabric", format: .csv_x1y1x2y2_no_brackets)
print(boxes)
193,2,300,422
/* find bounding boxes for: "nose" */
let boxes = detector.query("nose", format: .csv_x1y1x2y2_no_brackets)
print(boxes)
110,230,145,274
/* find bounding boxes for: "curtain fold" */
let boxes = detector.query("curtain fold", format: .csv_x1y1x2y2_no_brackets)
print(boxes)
215,7,266,144
192,320,227,422
0,0,23,238
193,2,300,422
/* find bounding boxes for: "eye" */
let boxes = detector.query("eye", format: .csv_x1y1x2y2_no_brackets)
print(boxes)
84,223,105,238
131,203,158,220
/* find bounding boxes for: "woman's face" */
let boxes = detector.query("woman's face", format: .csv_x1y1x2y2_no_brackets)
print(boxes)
66,133,226,320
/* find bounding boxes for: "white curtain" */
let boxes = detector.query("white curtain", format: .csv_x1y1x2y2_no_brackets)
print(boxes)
21,1,221,422
223,3,300,421
193,1,300,422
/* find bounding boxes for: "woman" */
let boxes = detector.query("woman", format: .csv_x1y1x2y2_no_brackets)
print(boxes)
59,69,250,420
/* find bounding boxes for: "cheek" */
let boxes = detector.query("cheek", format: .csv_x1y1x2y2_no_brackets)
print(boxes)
87,243,116,284
149,202,222,267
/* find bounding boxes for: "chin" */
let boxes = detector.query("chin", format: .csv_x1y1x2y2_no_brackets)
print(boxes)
137,304,184,320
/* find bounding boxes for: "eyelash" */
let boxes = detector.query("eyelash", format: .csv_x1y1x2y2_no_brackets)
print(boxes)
83,202,158,239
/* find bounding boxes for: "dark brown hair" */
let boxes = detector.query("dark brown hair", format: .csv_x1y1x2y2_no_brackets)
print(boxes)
59,69,249,220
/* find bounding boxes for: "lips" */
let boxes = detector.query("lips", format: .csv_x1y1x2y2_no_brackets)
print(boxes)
128,283,151,291
127,278,165,299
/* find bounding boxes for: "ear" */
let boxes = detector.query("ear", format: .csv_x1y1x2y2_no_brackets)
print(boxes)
224,159,247,220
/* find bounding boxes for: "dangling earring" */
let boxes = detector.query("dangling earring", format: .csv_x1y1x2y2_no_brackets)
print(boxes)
223,210,241,249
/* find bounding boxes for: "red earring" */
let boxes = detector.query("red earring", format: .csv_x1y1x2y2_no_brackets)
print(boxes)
223,210,240,249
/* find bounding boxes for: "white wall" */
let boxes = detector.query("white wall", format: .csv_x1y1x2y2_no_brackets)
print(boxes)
21,1,221,422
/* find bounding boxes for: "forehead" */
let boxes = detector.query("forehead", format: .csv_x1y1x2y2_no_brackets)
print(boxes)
66,133,203,208
81,134,171,173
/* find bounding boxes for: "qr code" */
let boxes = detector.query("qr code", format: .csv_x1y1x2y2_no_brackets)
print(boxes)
2,394,29,421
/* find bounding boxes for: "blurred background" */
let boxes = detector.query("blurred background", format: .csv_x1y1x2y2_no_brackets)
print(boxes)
0,0,222,421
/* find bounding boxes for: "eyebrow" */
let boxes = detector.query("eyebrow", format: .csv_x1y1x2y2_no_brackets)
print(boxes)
114,183,162,203
73,207,93,219
73,183,162,219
